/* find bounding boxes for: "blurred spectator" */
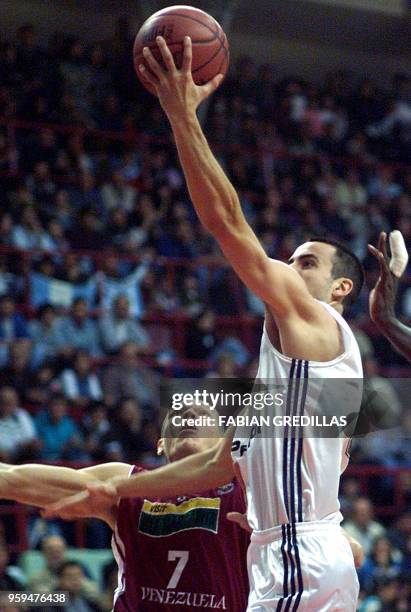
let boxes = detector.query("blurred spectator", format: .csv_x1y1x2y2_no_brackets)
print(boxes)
100,169,136,212
178,272,204,316
56,298,100,358
387,511,411,558
25,363,57,406
102,397,154,463
207,353,238,378
102,341,159,410
344,497,386,556
60,350,103,407
29,535,66,592
29,536,100,604
29,304,62,367
0,540,25,590
43,560,101,612
0,339,33,398
98,256,149,319
68,209,106,251
81,401,110,460
59,39,91,114
335,169,367,218
34,393,85,461
69,172,103,215
358,536,403,593
25,162,56,207
99,295,149,354
359,577,404,612
0,386,38,461
339,477,362,516
186,309,217,360
141,269,180,313
0,295,29,365
0,213,14,247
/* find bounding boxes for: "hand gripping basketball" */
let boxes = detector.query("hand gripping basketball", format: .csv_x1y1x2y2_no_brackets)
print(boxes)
139,36,224,119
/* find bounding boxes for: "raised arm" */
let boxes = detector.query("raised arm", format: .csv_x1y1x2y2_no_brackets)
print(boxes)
117,434,234,499
0,461,130,525
139,37,321,322
42,433,235,520
369,231,411,362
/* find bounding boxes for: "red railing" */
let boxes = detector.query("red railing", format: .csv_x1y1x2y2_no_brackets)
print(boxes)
1,238,410,378
1,116,410,173
1,464,409,554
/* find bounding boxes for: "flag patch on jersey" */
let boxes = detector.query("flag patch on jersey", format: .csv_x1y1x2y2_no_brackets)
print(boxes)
138,497,220,537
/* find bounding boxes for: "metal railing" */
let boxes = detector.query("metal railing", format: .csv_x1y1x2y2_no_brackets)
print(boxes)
0,464,409,554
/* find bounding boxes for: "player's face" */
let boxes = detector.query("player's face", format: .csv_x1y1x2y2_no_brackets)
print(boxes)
160,404,222,462
288,242,336,302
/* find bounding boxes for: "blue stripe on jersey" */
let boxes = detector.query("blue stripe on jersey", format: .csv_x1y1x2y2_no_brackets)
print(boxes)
277,525,288,612
278,359,308,611
282,359,296,523
289,360,303,524
284,523,296,611
296,361,309,522
291,519,304,611
291,360,308,610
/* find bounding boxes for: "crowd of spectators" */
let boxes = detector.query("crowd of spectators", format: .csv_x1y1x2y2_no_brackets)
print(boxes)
0,18,409,610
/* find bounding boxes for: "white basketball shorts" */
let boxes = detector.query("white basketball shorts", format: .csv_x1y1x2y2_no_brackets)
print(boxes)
247,521,359,611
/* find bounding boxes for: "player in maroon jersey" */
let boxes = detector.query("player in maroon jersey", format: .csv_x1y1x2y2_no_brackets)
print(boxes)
0,404,250,611
111,405,249,611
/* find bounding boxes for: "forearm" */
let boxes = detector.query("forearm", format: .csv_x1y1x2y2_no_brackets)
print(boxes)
0,464,92,507
170,112,242,232
376,316,411,362
115,443,234,499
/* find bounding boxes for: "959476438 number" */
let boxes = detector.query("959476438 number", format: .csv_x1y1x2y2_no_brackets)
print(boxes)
0,591,68,607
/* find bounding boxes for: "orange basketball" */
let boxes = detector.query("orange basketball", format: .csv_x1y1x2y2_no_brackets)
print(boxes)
133,5,229,95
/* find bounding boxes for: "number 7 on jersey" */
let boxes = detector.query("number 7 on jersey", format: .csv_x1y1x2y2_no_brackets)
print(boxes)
167,551,189,589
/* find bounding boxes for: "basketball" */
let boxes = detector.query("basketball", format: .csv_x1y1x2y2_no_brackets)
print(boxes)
133,5,230,95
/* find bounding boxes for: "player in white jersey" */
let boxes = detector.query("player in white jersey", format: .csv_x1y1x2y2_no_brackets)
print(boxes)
42,39,366,610
232,290,363,610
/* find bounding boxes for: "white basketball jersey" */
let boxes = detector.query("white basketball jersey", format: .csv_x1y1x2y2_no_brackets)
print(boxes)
232,301,363,533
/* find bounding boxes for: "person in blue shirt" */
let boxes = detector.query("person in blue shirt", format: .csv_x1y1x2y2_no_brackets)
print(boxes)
34,393,86,461
56,298,100,359
0,295,29,366
357,536,402,594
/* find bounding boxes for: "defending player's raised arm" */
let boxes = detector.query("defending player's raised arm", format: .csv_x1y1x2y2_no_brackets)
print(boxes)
140,36,317,321
369,231,411,362
0,461,130,508
43,431,236,520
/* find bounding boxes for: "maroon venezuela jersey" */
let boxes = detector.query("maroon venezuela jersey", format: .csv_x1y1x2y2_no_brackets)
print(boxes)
112,466,250,612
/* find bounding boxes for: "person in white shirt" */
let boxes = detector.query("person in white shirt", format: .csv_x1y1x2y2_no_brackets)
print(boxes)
99,295,149,354
0,386,38,461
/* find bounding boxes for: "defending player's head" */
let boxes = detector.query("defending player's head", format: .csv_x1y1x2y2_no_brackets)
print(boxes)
158,403,221,462
288,238,364,310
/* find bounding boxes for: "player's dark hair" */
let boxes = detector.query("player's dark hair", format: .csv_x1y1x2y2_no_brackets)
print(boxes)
308,237,364,307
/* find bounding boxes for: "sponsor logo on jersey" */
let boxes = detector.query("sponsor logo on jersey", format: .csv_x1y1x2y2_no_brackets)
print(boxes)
138,497,220,537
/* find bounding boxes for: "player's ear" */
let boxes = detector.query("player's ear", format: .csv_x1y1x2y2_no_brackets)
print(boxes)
332,277,353,301
157,438,165,456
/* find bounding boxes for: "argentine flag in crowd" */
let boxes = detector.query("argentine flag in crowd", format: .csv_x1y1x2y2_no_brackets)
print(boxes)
30,272,97,309
98,262,148,317
29,261,148,317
